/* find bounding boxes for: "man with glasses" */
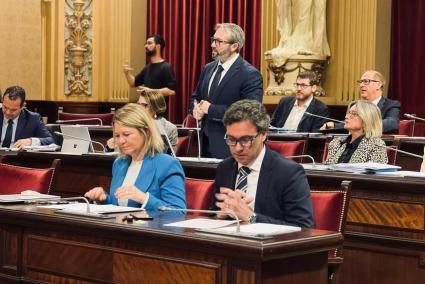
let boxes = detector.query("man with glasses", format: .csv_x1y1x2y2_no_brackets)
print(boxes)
322,70,400,134
122,34,176,98
270,70,328,132
212,100,314,227
189,23,263,159
0,86,54,148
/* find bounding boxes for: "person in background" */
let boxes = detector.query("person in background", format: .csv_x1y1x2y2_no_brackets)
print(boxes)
85,103,186,210
322,70,400,134
0,86,54,148
107,90,177,152
212,100,314,227
189,23,263,159
324,100,388,164
270,70,328,132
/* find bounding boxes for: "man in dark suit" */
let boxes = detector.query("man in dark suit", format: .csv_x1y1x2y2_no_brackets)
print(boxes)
213,100,314,227
270,71,329,132
322,70,400,134
1,86,54,148
189,23,263,159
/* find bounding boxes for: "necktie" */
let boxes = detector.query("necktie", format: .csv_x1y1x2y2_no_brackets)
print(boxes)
208,65,224,97
235,166,251,192
2,119,13,148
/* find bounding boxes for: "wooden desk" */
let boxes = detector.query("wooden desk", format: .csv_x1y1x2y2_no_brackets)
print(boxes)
0,205,340,283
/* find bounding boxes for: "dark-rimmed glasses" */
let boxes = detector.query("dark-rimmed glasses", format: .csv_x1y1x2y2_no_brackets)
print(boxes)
224,133,260,147
210,37,234,46
356,79,380,85
293,83,312,89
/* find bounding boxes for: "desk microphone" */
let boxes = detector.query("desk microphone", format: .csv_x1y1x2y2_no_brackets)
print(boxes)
54,131,106,153
56,118,103,126
304,112,344,124
158,206,241,232
286,155,316,167
404,113,425,123
382,144,423,159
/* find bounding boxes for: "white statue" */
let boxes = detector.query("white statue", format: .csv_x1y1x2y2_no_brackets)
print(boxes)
272,0,331,66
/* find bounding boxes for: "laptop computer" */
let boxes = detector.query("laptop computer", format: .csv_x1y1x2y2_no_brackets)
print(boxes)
60,125,94,154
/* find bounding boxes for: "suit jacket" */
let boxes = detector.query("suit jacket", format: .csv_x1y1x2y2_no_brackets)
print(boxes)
105,153,186,210
325,136,388,164
270,96,329,132
189,56,263,158
377,96,400,134
0,108,54,145
213,148,314,228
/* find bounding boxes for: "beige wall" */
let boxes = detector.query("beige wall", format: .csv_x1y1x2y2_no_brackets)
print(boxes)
0,0,42,99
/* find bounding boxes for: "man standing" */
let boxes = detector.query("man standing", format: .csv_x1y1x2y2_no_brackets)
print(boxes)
190,23,263,159
322,70,400,134
0,86,54,148
123,35,176,97
213,100,314,227
270,70,329,132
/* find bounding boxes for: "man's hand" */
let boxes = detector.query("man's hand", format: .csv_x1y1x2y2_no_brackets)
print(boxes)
106,138,115,150
193,101,205,120
215,187,254,221
12,139,32,148
320,121,335,130
136,86,153,93
122,61,134,75
198,100,211,114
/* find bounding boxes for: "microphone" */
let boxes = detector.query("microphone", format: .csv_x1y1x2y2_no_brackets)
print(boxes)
56,118,103,126
158,206,241,232
382,144,423,159
154,120,176,157
286,155,316,167
53,196,109,218
404,113,425,123
54,131,106,153
304,112,344,124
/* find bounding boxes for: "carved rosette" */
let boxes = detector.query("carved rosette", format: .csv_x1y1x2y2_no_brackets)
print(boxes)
64,0,92,96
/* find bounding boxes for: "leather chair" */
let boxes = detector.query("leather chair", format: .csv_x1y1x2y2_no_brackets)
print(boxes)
185,178,215,210
311,180,352,284
399,120,415,136
266,140,307,162
57,107,115,126
0,158,61,194
182,114,197,128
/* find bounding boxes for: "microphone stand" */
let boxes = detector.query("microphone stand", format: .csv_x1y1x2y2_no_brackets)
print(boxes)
304,112,344,124
286,155,316,168
56,118,103,126
404,113,425,123
54,131,106,153
193,100,202,159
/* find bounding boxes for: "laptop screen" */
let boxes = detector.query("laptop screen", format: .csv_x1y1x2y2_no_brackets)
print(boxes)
60,125,93,154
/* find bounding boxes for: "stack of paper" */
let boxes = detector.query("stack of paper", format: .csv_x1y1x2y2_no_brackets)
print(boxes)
22,144,60,152
329,162,401,174
177,157,223,163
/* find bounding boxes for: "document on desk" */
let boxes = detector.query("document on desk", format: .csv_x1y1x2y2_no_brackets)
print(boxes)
375,170,425,178
212,223,301,236
0,192,60,203
177,157,223,163
164,218,238,229
22,144,60,152
38,203,144,214
329,162,401,174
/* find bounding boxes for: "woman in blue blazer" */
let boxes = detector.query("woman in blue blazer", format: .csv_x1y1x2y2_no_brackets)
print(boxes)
85,103,186,210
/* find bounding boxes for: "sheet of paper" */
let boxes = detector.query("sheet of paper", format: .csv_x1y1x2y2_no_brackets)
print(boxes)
0,192,60,202
376,170,425,178
213,223,301,236
164,218,238,229
38,203,144,214
177,157,223,163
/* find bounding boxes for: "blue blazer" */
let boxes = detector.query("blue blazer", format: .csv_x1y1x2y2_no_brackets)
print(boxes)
105,153,186,211
189,56,263,158
270,96,329,132
212,148,314,228
0,108,54,145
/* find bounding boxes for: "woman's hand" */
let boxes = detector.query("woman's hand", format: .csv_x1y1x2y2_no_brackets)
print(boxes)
84,187,107,202
115,185,147,205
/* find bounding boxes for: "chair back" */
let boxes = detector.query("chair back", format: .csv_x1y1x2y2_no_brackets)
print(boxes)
266,140,306,162
311,180,352,258
322,142,330,162
185,178,215,210
0,159,61,194
386,146,398,165
399,120,415,136
176,129,198,157
57,107,114,126
182,115,197,128
176,136,191,157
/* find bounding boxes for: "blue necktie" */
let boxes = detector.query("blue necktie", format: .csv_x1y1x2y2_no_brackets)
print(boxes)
2,119,13,148
235,166,251,192
208,65,224,97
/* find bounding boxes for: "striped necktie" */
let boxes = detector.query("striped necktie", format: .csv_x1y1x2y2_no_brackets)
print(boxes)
235,166,251,192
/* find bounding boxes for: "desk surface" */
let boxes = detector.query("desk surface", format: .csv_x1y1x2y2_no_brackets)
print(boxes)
0,204,340,283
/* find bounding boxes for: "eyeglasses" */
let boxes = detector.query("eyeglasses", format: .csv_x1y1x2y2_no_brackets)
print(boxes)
293,83,311,89
356,79,380,85
210,37,234,46
224,133,260,147
346,110,359,117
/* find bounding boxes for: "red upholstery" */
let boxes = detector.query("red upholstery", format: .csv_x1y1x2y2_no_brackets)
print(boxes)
322,142,330,162
266,140,306,161
185,178,215,210
0,162,58,194
183,115,197,128
58,112,114,126
386,146,397,165
176,136,191,157
399,120,415,136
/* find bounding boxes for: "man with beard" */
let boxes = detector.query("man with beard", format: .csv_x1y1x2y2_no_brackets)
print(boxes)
123,35,176,97
321,70,400,134
270,70,328,132
189,23,263,159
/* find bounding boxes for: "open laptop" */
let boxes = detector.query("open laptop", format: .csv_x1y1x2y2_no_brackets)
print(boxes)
60,125,94,154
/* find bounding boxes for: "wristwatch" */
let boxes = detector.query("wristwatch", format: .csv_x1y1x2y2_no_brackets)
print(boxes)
248,213,257,224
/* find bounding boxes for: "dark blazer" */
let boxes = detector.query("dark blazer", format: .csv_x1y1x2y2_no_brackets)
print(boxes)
0,108,54,145
213,148,314,228
378,96,400,134
189,56,263,158
270,96,329,132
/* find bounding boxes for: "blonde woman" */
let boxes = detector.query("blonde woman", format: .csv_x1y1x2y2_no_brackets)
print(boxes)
325,100,388,164
85,103,186,210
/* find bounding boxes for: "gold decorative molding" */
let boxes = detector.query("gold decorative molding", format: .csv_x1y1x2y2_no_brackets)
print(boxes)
64,0,93,96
